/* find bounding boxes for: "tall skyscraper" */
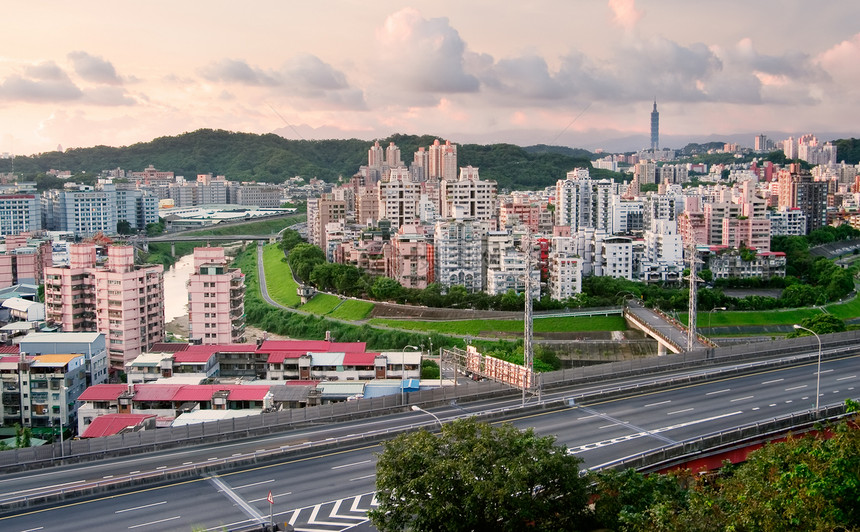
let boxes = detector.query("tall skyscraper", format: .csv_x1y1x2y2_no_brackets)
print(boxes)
650,100,659,152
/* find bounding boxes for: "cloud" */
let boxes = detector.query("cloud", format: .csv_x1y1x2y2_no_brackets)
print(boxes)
608,0,643,31
200,55,366,110
67,51,122,85
817,32,860,94
375,8,479,94
81,86,137,106
0,62,82,102
200,58,279,86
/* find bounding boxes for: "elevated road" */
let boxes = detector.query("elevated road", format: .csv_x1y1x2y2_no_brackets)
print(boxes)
624,300,710,353
1,353,858,531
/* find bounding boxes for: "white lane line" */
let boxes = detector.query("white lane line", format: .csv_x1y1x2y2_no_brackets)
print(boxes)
577,415,597,420
156,466,167,470
645,400,671,407
233,479,274,490
182,462,193,465
837,375,856,381
769,403,777,407
332,460,371,470
116,501,167,513
730,396,754,402
786,385,807,391
817,369,834,374
667,408,694,415
706,389,730,396
103,476,113,479
128,516,181,529
19,527,43,532
249,491,291,503
752,407,760,411
128,471,140,475
762,379,783,385
598,423,617,429
350,474,376,481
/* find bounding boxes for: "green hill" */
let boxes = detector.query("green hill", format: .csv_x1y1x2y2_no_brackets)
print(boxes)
0,129,596,191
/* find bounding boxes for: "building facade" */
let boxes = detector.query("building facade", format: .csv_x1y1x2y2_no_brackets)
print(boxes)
187,247,246,345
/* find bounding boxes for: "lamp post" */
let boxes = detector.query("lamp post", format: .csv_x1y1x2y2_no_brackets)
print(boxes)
403,345,420,406
793,324,822,412
708,307,726,332
411,405,442,428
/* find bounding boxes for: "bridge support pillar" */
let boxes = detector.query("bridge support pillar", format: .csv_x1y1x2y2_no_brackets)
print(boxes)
657,343,667,356
170,242,176,257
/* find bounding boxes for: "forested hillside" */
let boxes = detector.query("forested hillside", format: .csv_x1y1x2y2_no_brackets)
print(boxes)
0,129,602,190
834,138,860,164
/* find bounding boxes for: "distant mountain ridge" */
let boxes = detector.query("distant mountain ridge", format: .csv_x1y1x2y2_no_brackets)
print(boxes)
0,129,601,191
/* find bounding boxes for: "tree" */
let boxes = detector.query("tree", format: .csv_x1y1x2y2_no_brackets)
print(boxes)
278,228,304,252
370,276,403,302
370,418,590,532
789,313,846,336
116,220,133,235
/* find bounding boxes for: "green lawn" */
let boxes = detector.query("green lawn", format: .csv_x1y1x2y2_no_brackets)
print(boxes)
367,315,627,335
682,308,824,327
299,293,341,314
330,300,375,320
825,295,860,320
262,244,300,307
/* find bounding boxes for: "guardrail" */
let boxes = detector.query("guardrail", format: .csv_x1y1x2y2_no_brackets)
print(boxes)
593,403,853,473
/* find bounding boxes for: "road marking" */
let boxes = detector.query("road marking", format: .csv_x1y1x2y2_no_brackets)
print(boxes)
785,385,807,391
730,396,754,402
785,400,792,403
752,407,760,411
115,501,167,513
332,460,371,470
350,474,376,481
837,375,856,381
19,528,43,532
577,415,597,420
103,476,113,479
598,423,617,429
182,462,193,465
817,369,834,374
706,389,730,395
208,476,265,523
233,479,274,490
128,471,140,475
769,403,777,407
667,408,693,415
128,516,180,529
249,491,291,503
644,400,671,407
762,379,783,385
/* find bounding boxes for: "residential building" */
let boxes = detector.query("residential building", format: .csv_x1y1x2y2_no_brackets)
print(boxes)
766,207,806,236
441,166,497,223
434,212,485,293
0,352,87,432
18,331,109,386
548,236,582,300
187,247,246,345
428,139,458,181
707,249,787,280
0,235,52,288
378,167,422,227
307,194,347,251
390,225,435,290
44,244,164,372
0,195,41,236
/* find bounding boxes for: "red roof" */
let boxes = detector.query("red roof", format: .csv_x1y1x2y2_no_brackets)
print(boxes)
343,352,378,365
172,350,218,364
0,345,20,354
149,342,189,353
258,340,366,353
172,384,271,402
227,386,272,401
80,414,155,438
266,351,309,364
78,384,128,402
131,384,183,402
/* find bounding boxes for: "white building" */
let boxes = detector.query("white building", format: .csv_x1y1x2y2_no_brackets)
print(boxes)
0,194,41,236
485,247,540,298
378,167,422,227
548,236,582,300
441,166,497,223
767,207,807,236
434,210,485,293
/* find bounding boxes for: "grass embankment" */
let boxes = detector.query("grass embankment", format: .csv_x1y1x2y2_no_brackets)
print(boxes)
329,300,374,320
299,293,340,314
681,308,824,328
262,244,300,307
367,315,627,335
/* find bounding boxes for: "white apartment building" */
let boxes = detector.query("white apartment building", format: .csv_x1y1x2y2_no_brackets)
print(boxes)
0,194,41,236
767,207,807,236
610,197,644,234
548,236,582,300
378,167,422,227
434,212,485,293
599,236,634,280
441,166,497,223
485,247,540,299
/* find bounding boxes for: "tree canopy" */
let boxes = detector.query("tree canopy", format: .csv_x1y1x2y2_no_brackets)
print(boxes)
370,418,590,532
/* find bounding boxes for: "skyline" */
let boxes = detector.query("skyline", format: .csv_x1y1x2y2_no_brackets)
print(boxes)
1,1,859,156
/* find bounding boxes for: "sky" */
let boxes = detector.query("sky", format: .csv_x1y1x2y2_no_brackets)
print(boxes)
2,0,859,156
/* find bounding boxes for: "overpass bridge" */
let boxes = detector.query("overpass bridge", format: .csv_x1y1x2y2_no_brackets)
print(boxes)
624,300,711,354
131,233,279,256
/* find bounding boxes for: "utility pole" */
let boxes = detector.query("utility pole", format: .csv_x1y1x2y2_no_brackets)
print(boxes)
687,242,701,351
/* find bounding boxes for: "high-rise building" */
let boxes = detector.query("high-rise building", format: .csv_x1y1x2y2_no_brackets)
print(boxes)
187,247,245,345
434,212,484,293
441,166,497,222
378,167,421,227
44,244,165,371
428,139,458,181
307,194,347,251
650,100,659,152
0,194,41,236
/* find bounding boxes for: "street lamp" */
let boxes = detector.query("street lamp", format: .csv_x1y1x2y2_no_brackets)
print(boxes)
708,307,726,331
411,405,442,428
793,324,822,412
402,345,420,406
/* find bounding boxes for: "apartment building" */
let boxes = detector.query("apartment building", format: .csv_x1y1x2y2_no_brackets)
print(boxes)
441,166,497,223
0,194,41,236
18,331,109,387
389,225,435,290
44,244,165,372
0,352,87,432
187,247,246,345
434,213,485,293
0,235,52,289
548,236,582,301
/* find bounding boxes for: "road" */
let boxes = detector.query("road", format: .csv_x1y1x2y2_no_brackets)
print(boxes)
1,354,857,531
626,300,709,351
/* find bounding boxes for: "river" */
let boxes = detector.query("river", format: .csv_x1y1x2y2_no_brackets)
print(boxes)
162,253,194,323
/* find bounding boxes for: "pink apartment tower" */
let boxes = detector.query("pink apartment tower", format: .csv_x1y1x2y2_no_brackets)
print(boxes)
45,244,165,372
187,247,246,345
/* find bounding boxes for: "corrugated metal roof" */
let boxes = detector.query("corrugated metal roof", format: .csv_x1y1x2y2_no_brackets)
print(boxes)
77,384,128,401
317,382,366,396
310,352,345,366
80,414,155,438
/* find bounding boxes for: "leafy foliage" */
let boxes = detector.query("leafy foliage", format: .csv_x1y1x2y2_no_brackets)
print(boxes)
0,129,597,190
370,418,590,532
834,137,860,165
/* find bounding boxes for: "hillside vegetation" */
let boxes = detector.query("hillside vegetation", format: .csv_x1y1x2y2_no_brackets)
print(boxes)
0,129,602,190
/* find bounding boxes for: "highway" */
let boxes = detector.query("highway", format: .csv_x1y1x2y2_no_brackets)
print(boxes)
1,353,858,531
